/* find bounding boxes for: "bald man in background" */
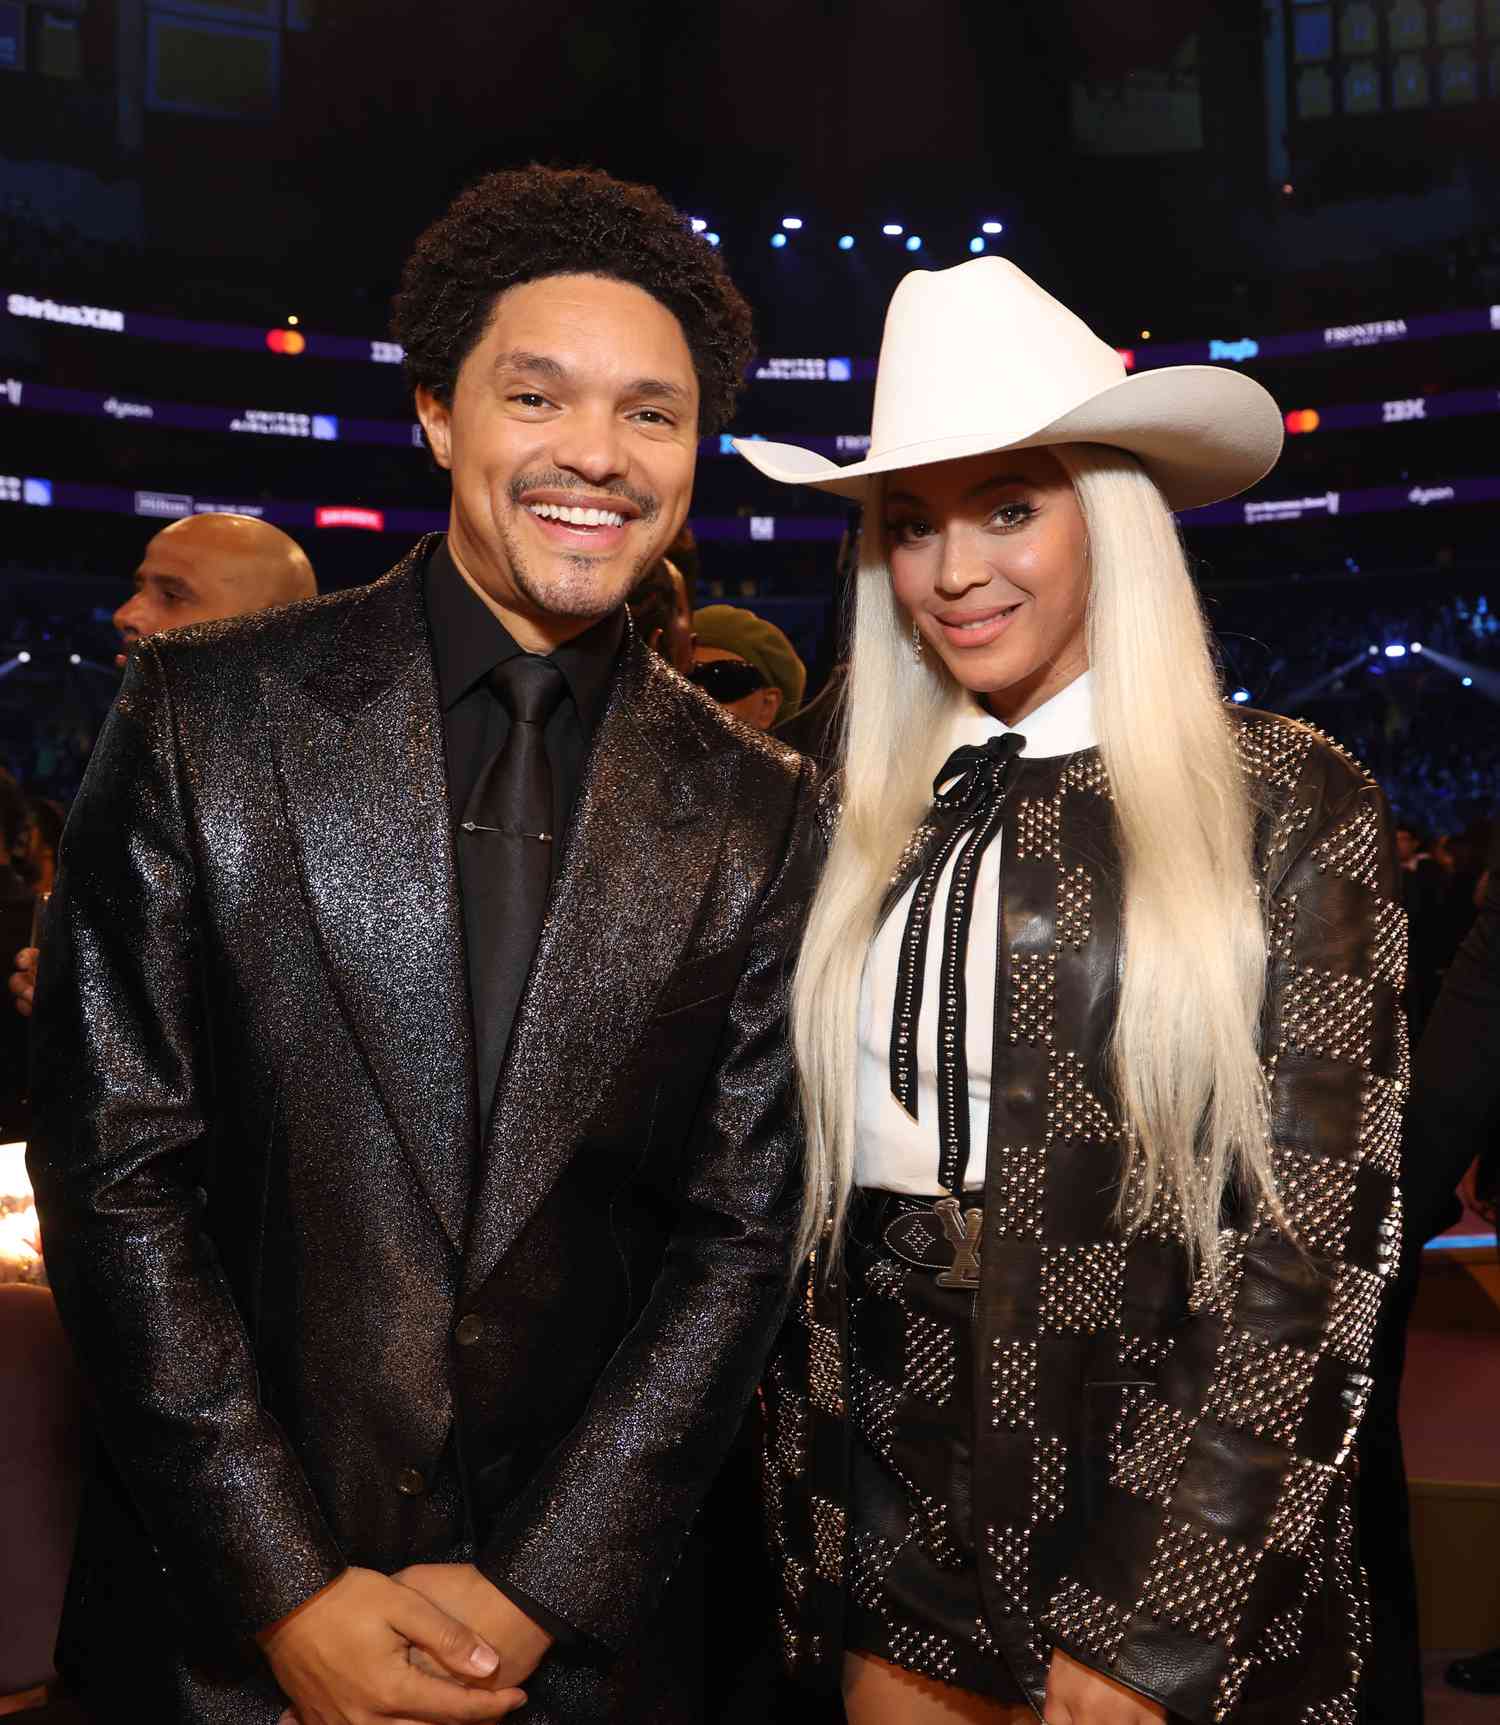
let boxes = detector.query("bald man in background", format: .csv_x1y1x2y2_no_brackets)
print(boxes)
9,512,318,1014
111,512,317,668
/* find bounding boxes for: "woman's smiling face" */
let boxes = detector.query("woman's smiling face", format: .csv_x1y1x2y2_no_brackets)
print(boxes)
885,445,1091,724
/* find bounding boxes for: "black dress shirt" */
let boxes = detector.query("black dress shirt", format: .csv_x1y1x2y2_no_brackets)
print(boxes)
423,536,623,1651
425,536,624,867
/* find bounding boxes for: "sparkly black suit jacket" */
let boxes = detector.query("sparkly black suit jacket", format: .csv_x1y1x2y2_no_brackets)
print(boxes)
28,543,817,1723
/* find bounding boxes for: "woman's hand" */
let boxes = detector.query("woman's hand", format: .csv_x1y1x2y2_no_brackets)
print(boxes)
1044,1647,1167,1724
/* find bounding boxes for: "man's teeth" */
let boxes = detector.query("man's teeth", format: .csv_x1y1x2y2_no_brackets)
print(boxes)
527,502,627,528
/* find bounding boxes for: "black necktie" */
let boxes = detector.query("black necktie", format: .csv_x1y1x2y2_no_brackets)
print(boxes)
461,654,568,1128
888,731,1025,1197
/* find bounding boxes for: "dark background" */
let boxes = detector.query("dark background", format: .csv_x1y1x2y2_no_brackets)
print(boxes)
1,0,1498,832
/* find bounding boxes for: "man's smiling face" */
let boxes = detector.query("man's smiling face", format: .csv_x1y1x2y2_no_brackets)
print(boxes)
417,272,701,651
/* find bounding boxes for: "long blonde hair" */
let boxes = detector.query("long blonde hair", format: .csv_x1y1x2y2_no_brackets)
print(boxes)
790,442,1272,1272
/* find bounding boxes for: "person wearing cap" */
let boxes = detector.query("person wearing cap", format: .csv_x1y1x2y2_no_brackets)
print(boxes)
737,258,1406,1724
690,603,807,732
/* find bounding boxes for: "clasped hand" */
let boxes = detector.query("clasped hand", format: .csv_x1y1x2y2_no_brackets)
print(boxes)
261,1562,552,1725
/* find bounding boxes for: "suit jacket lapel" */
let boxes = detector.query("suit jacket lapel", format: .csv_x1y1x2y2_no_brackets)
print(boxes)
266,543,475,1251
462,639,739,1295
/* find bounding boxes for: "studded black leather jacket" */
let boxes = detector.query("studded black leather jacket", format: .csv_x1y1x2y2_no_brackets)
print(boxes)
762,709,1406,1724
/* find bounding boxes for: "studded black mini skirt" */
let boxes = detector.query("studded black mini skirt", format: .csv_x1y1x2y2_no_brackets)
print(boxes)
844,1190,1030,1705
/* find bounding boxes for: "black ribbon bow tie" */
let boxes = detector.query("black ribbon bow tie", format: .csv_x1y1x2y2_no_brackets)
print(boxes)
932,733,1026,812
889,728,1026,1198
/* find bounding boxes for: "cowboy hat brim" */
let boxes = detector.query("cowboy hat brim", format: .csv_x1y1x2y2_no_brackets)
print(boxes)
733,363,1284,514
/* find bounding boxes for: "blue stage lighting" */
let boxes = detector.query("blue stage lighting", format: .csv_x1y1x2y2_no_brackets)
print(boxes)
782,217,803,230
1384,643,1407,659
1463,676,1474,687
705,232,720,246
969,237,985,254
771,232,788,249
905,235,922,252
838,234,855,251
1231,688,1251,704
882,223,904,236
982,221,1003,234
1367,645,1378,655
1411,641,1423,653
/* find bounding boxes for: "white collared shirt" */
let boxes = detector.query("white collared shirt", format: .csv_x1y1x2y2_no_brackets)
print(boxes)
854,671,1098,1195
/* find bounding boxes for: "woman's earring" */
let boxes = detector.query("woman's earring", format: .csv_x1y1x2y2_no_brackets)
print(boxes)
911,619,924,663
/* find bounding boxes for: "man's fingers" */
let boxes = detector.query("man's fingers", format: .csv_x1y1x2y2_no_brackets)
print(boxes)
387,1588,499,1681
385,1669,528,1723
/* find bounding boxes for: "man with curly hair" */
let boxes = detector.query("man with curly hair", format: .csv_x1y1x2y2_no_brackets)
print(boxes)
31,166,816,1725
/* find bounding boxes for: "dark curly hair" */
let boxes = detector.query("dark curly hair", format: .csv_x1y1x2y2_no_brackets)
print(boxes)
392,165,754,434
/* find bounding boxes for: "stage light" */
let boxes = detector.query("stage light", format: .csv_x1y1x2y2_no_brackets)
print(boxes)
838,234,855,250
705,232,720,246
1140,329,1151,340
17,651,30,664
905,235,922,252
882,223,904,236
1282,183,1295,195
1411,641,1423,652
782,217,803,230
69,653,80,665
690,219,708,232
981,221,1003,234
969,237,985,254
1384,643,1407,658
1231,688,1251,704
1463,676,1474,686
1367,645,1379,655
771,233,788,249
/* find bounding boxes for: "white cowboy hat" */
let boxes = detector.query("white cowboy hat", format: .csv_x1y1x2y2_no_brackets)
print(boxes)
733,256,1284,512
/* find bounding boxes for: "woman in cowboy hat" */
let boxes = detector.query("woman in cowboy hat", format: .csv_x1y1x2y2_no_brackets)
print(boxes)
737,259,1406,1724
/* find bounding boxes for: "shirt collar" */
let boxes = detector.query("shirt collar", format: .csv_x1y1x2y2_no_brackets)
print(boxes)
424,536,624,735
945,669,1097,760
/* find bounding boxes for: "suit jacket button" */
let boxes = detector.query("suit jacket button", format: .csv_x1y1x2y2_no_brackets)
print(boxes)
455,1314,484,1347
396,1467,426,1497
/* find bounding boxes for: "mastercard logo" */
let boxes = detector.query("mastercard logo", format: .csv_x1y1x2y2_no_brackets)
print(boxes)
266,328,306,356
1284,408,1320,434
1116,348,1136,372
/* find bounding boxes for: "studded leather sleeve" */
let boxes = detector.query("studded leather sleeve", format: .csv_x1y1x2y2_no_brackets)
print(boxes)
1045,765,1407,1724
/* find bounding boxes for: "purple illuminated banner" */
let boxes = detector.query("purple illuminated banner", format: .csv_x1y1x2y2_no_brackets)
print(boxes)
7,285,1499,375
8,371,1499,461
3,471,1497,536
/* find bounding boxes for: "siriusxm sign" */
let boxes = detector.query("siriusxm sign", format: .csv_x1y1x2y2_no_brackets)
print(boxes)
7,292,125,332
1209,338,1260,363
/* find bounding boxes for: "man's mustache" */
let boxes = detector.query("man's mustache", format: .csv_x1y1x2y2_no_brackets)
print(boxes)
508,469,660,523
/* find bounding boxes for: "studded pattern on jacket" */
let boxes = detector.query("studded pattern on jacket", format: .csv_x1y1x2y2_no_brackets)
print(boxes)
760,709,1406,1725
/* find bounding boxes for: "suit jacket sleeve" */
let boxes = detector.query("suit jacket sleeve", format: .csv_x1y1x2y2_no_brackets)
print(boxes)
475,755,820,1652
1048,773,1407,1722
1402,857,1500,1244
27,644,346,1637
